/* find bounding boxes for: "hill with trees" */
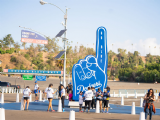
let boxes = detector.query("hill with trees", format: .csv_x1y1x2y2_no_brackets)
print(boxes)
0,34,160,83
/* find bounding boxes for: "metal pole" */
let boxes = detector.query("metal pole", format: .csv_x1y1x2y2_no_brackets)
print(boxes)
63,8,67,88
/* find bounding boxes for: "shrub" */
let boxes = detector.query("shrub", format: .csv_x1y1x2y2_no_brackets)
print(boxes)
0,50,6,54
24,53,30,60
10,56,17,62
6,49,10,53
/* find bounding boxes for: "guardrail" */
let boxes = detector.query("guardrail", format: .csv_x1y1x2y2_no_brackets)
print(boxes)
0,87,24,93
110,89,159,99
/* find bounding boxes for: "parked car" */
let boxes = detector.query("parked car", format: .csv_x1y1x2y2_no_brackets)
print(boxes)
0,81,11,87
10,85,21,89
0,81,21,88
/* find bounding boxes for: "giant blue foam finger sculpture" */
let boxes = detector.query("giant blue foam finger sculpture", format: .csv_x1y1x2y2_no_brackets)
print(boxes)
72,26,108,101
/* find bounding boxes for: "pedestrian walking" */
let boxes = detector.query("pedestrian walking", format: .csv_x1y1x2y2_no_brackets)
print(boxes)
96,88,103,113
84,87,93,113
60,84,65,112
144,88,156,120
103,89,110,113
79,91,83,112
34,81,39,102
91,86,96,109
45,83,57,112
23,86,31,111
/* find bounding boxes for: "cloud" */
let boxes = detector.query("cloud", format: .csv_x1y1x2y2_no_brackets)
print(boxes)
108,38,160,56
71,38,160,56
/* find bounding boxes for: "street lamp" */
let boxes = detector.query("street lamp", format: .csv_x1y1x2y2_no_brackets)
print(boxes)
155,74,156,83
39,0,68,87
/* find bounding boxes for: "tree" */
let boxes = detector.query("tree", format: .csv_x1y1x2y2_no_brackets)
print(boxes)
37,44,43,52
14,42,20,53
22,42,27,50
44,37,60,53
3,34,15,48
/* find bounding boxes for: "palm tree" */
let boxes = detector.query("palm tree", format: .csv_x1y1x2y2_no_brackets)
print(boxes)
22,42,27,50
14,42,20,53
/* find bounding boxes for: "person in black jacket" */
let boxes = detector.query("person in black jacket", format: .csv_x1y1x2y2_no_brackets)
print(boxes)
58,84,63,97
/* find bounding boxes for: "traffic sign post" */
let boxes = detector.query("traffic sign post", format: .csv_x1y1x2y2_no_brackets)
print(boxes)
35,76,46,81
22,75,33,80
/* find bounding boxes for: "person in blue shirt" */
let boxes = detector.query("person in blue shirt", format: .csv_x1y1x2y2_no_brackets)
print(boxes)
96,88,103,113
34,81,39,102
103,89,110,113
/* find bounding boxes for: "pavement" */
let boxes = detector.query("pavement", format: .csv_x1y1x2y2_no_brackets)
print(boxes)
1,99,160,115
5,110,160,120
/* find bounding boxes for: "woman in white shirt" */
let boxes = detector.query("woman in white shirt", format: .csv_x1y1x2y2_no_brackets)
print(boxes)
45,83,57,112
23,86,31,110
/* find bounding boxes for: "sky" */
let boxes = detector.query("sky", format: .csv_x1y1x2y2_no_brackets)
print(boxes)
0,0,160,56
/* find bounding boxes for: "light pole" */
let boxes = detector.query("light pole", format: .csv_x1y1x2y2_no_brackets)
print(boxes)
40,0,68,87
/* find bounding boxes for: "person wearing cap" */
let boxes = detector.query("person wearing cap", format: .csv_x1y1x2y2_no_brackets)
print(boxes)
34,81,39,102
103,88,110,113
79,91,83,112
84,87,93,113
91,86,96,109
45,83,57,112
60,84,66,112
106,85,110,92
23,86,31,110
96,88,103,113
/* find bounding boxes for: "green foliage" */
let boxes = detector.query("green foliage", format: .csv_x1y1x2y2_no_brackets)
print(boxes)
0,67,2,72
10,56,17,62
24,53,30,60
0,50,6,54
20,64,26,70
5,64,10,69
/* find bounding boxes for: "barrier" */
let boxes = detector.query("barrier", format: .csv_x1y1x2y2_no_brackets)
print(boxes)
95,100,100,113
57,99,62,112
20,98,24,110
121,96,124,105
113,91,115,97
135,92,137,99
30,94,32,102
39,90,42,101
69,110,75,120
0,92,4,103
126,92,128,98
131,102,135,115
139,112,145,120
119,92,121,97
16,93,19,102
0,108,5,120
140,98,143,107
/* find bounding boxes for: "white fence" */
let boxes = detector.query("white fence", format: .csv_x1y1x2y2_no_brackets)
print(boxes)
110,89,159,98
0,87,24,94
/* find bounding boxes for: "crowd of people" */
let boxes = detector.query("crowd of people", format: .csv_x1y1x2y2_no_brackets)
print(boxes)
79,86,110,113
21,81,160,119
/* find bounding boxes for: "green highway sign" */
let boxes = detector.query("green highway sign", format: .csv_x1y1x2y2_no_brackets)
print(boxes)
22,75,33,80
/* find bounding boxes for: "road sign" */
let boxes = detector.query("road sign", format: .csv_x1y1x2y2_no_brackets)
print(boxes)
21,30,48,44
22,75,33,80
36,76,46,81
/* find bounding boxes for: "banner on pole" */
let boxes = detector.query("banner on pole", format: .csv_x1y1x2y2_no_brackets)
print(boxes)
21,30,48,44
22,75,33,80
36,76,46,81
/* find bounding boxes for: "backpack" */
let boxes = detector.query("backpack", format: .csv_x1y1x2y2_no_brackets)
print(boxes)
143,100,146,107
